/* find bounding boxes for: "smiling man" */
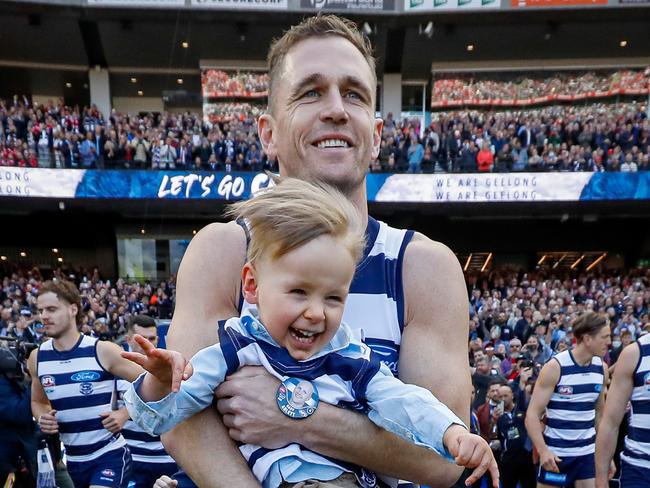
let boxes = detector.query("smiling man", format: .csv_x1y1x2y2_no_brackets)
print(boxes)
162,15,471,487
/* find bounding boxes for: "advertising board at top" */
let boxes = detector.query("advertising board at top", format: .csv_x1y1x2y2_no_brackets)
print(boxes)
510,0,607,7
191,0,287,9
86,0,185,6
404,0,499,11
300,0,395,11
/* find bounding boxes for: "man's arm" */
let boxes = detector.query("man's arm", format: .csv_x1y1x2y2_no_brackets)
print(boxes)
28,350,57,434
525,359,561,472
160,221,258,487
595,362,610,428
97,340,144,382
595,344,637,488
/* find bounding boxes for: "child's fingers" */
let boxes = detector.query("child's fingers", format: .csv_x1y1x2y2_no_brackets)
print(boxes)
464,451,494,487
134,334,156,354
169,352,187,392
121,351,147,367
487,453,500,488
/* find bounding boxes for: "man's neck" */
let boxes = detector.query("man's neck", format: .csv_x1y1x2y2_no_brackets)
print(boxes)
571,343,594,366
54,327,82,352
348,185,369,229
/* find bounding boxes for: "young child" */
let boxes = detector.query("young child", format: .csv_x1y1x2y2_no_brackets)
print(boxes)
123,178,499,488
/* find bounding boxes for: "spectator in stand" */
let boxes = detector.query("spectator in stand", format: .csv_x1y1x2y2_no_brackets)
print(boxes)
407,133,424,173
477,141,494,172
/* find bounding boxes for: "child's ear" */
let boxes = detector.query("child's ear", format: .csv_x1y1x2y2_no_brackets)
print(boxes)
241,263,259,304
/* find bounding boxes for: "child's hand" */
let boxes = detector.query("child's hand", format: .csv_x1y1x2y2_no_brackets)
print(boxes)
121,334,193,392
444,425,500,488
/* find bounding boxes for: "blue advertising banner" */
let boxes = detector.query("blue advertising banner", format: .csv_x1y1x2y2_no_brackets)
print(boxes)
0,169,649,203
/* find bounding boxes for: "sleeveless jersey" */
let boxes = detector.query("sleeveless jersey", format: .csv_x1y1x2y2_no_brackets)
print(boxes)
621,334,650,469
240,217,414,377
37,334,126,462
117,379,176,465
544,349,604,457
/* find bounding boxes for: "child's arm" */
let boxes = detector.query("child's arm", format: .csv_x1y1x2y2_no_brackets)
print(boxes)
364,362,498,486
123,337,229,436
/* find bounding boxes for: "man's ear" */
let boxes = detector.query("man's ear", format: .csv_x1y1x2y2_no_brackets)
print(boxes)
242,263,259,304
258,113,278,161
371,117,383,160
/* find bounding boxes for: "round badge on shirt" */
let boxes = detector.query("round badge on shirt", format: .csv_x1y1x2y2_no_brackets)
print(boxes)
276,377,319,419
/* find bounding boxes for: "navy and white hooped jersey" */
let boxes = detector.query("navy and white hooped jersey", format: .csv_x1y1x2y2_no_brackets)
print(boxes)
37,334,126,462
621,334,650,470
544,349,604,457
116,379,176,466
240,217,414,377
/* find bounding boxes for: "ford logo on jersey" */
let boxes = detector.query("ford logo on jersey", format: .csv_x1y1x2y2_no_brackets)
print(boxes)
71,371,101,382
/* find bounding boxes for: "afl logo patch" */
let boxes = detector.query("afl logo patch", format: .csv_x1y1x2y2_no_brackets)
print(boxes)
79,382,94,395
558,385,573,396
41,375,56,394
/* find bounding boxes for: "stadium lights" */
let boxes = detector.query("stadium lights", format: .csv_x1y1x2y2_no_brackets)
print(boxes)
0,256,6,261
177,78,184,85
52,248,58,253
192,230,197,235
419,22,434,39
20,252,26,257
140,229,146,234
537,254,547,265
463,254,472,272
65,82,72,88
586,252,608,272
620,40,628,48
181,41,189,48
131,77,137,83
570,254,586,270
467,44,475,52
137,90,144,96
57,257,63,263
481,253,493,273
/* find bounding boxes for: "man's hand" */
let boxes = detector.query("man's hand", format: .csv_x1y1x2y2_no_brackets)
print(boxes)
121,334,193,393
444,425,500,488
539,448,562,473
215,366,293,448
100,408,130,434
519,367,533,387
38,409,59,434
154,475,178,488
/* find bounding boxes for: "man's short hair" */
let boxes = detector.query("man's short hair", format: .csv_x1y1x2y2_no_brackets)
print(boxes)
488,378,505,389
572,312,609,342
266,14,376,114
127,314,156,333
226,177,365,266
38,279,82,323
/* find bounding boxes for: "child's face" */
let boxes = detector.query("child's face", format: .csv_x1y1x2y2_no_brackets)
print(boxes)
243,234,356,360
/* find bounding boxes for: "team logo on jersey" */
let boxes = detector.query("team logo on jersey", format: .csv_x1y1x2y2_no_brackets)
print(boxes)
41,375,56,393
644,372,650,391
71,371,100,382
101,469,115,478
79,382,94,395
557,385,573,396
595,384,602,393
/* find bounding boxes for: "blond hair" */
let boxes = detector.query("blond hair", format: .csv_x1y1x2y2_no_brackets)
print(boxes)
226,177,365,266
266,14,376,114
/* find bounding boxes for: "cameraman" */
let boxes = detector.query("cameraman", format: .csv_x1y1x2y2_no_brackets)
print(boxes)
0,341,37,487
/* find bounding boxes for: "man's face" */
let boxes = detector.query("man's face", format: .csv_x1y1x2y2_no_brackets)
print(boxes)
585,326,612,358
37,292,77,340
487,384,500,403
259,36,382,196
291,380,314,407
127,324,158,354
499,386,514,409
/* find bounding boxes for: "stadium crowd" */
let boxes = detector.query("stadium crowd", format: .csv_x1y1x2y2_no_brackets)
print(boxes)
0,69,648,174
431,68,649,107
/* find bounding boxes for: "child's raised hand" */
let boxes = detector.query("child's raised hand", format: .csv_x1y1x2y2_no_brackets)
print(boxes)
121,334,193,393
444,425,500,488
